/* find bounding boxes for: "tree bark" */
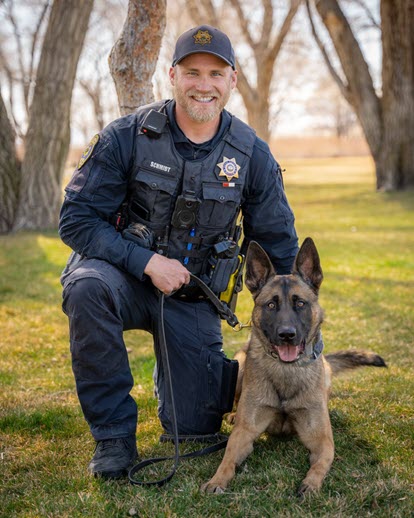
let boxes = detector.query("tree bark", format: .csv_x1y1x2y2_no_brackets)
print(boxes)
0,93,20,234
378,0,414,190
312,0,414,190
12,0,94,231
109,0,166,115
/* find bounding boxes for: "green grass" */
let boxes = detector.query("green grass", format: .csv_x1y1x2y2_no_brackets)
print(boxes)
1,156,413,517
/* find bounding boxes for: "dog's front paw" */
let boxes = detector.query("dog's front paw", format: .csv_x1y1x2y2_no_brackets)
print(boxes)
200,480,227,494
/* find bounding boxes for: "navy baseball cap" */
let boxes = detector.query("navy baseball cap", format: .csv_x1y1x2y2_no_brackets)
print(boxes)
172,25,236,69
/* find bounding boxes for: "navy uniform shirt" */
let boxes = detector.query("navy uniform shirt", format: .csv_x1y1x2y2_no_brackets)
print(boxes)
59,101,298,282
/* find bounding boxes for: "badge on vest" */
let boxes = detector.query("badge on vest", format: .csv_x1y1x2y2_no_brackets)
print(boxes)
216,157,240,182
78,134,99,169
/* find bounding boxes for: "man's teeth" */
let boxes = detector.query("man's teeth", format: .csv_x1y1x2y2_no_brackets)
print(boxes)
193,96,214,103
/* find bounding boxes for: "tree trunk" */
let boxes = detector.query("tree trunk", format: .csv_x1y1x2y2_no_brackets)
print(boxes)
12,0,94,231
377,0,414,190
109,0,166,115
0,94,20,234
243,90,271,143
313,0,414,191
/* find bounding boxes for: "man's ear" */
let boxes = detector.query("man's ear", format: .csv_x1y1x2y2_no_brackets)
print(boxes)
245,241,275,298
231,69,237,90
169,66,175,86
292,237,323,293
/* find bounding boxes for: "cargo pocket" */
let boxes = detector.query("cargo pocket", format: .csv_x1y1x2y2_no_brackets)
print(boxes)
198,349,239,433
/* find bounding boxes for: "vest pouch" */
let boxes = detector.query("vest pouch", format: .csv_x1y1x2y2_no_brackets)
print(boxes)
219,254,244,310
199,182,241,229
209,255,239,294
129,168,178,226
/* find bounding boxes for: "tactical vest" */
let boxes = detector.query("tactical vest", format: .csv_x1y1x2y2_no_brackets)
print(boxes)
126,101,256,293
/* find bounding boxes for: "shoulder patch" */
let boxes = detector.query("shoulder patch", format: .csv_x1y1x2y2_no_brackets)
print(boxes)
78,134,99,169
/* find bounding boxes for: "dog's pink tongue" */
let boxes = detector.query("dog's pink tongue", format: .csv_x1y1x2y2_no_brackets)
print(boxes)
277,345,299,362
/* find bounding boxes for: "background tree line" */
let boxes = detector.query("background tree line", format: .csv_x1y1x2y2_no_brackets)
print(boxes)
0,0,413,234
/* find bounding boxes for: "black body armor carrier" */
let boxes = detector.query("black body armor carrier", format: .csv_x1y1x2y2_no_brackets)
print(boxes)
126,101,256,298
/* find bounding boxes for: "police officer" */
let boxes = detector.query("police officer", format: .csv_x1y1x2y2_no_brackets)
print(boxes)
59,25,299,479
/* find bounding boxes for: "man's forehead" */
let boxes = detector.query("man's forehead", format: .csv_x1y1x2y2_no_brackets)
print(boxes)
177,53,232,70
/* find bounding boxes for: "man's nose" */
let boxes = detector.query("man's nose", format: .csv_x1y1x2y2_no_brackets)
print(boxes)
194,76,212,91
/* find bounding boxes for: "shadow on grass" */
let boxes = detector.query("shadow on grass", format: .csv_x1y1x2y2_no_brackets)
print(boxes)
0,405,82,439
246,409,380,476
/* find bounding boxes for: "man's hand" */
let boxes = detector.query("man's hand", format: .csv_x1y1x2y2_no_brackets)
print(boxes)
144,253,190,295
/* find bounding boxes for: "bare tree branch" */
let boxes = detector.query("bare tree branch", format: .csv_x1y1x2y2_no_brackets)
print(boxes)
268,0,301,64
228,0,256,50
28,1,50,108
201,0,219,24
6,2,30,115
305,0,351,103
79,60,105,131
260,0,273,49
352,0,381,30
186,0,219,27
233,56,256,108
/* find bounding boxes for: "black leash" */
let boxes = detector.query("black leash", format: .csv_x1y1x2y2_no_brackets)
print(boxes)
128,274,240,487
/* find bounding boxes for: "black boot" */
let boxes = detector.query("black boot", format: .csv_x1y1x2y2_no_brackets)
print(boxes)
88,436,138,479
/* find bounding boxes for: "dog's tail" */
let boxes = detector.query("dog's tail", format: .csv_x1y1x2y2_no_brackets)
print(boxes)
325,350,387,375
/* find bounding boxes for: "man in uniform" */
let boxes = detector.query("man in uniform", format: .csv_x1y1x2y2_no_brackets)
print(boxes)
59,25,299,479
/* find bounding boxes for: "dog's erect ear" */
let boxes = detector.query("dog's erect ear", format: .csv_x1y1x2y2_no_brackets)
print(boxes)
245,241,275,297
293,237,323,292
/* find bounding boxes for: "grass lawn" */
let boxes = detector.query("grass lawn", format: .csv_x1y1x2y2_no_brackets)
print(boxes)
1,156,413,517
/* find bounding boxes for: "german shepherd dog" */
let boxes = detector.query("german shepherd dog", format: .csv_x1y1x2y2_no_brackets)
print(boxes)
201,238,386,496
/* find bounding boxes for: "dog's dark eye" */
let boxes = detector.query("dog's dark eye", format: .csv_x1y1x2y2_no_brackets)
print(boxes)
267,301,276,309
296,300,306,308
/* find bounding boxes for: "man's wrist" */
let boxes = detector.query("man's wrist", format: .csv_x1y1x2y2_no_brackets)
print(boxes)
127,246,155,280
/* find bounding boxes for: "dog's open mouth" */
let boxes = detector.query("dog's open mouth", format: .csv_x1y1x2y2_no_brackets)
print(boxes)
271,341,306,362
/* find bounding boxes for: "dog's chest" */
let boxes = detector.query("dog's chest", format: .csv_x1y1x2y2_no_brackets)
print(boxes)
247,352,320,410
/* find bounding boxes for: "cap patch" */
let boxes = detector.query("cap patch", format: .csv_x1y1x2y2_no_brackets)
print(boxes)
193,29,213,46
78,134,99,169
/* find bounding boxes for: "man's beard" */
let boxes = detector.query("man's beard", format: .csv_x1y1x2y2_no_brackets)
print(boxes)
173,85,231,123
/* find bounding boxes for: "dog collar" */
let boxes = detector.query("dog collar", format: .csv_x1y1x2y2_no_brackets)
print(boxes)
297,332,324,366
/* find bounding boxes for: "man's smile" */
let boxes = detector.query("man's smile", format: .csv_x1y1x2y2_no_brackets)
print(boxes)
190,94,217,103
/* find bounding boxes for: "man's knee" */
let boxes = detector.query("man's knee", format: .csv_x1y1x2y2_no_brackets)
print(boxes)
64,277,127,380
63,277,114,317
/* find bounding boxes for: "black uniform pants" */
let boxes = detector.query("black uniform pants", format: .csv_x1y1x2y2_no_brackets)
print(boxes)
61,257,228,441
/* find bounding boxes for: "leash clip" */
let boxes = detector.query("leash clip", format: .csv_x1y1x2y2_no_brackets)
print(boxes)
232,319,252,332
